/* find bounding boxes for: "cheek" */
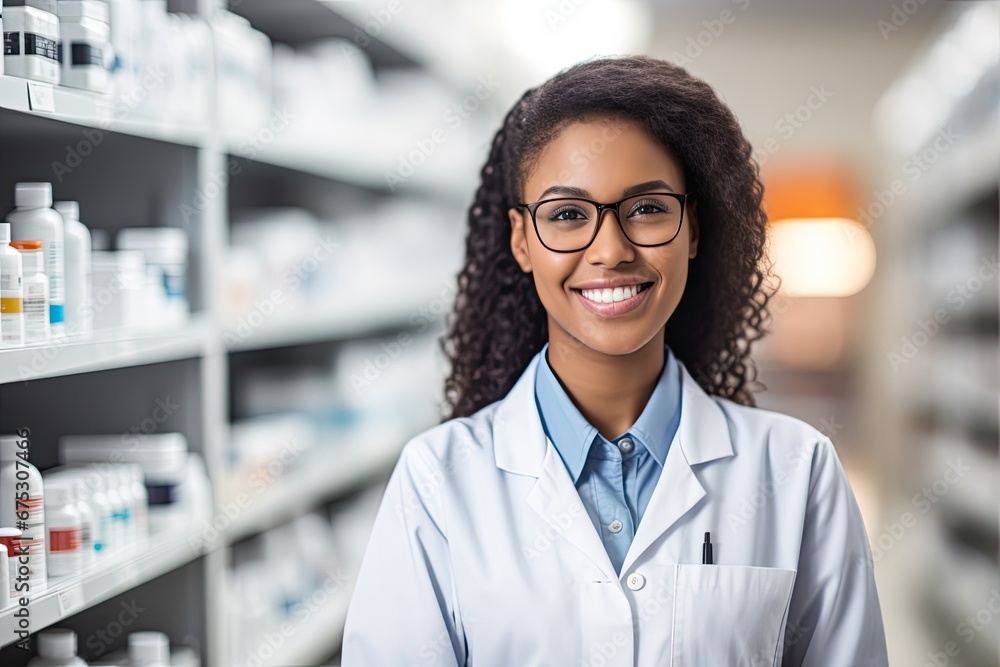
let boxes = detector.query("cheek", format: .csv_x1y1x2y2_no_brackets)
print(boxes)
531,258,576,304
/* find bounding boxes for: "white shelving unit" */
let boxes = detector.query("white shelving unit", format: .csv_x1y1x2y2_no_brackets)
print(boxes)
0,1,491,665
882,14,999,665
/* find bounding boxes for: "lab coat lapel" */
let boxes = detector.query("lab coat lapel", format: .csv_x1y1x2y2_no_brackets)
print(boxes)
493,352,619,581
618,358,735,576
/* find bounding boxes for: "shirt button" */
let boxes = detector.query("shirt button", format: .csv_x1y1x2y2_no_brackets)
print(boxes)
608,520,623,533
627,573,646,590
618,437,634,453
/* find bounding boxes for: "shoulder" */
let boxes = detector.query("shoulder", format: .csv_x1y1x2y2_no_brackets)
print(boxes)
394,400,504,480
710,394,842,484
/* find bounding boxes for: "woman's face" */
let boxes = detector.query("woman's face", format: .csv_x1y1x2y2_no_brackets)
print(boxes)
509,116,699,356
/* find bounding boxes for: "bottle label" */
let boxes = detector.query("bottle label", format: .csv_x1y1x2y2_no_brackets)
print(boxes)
46,238,65,304
3,32,17,56
0,270,20,291
23,281,48,339
49,303,64,325
24,33,59,63
49,527,82,552
1,296,22,314
70,42,104,67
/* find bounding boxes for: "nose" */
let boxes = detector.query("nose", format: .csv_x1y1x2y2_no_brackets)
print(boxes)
584,206,635,265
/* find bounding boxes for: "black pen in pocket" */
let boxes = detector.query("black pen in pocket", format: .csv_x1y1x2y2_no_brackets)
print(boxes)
702,531,713,564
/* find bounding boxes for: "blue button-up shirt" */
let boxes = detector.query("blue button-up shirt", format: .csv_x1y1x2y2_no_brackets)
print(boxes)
534,341,683,575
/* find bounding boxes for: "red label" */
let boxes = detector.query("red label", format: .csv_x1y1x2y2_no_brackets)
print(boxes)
49,527,81,552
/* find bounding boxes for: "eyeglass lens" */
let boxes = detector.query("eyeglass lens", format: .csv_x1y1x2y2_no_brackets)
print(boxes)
533,194,682,251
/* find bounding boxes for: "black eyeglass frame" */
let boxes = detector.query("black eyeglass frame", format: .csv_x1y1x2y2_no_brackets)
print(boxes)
515,191,692,253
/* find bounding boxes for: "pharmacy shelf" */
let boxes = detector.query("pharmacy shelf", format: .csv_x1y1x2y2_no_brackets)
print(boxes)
0,317,212,384
227,134,470,200
325,2,486,93
225,283,451,352
227,0,414,69
252,584,352,667
0,522,206,649
0,75,209,148
221,432,405,545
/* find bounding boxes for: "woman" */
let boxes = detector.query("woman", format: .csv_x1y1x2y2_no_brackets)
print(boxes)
342,55,888,666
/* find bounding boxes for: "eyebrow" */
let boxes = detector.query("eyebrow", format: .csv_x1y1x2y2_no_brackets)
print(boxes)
537,180,676,200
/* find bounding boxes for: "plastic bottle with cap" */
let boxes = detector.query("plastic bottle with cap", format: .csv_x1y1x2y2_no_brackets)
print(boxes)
11,239,50,344
27,628,88,667
81,467,112,558
115,465,135,548
128,464,149,544
0,434,47,591
43,479,83,578
8,183,65,337
129,631,171,667
0,223,25,347
53,201,92,337
64,474,95,569
2,3,61,84
0,527,23,602
0,541,10,611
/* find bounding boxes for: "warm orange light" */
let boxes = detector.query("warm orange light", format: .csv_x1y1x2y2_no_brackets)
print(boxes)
762,160,860,223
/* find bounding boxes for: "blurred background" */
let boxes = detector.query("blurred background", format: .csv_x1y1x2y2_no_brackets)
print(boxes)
0,0,996,665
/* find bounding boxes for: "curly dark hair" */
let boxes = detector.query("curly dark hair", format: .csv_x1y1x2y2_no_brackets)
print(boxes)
438,54,779,422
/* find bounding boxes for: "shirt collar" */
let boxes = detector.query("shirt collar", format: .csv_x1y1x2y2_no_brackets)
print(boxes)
534,341,682,483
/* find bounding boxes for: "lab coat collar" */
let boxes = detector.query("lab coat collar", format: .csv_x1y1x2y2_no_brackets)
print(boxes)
534,340,681,482
493,346,735,580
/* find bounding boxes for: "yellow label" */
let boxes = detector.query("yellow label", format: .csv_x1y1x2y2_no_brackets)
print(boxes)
1,297,23,314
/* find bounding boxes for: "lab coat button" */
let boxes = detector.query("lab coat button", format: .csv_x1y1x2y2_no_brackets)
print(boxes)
609,520,623,533
618,438,634,453
627,573,645,590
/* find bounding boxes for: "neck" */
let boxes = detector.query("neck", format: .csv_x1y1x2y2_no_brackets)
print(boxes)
545,325,666,441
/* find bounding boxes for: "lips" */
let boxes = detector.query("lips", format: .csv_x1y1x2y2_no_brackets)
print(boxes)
571,282,654,317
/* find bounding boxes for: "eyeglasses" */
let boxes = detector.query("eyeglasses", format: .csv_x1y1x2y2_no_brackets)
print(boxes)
516,191,690,253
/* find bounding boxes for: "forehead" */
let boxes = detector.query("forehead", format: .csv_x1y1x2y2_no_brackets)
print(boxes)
522,117,685,201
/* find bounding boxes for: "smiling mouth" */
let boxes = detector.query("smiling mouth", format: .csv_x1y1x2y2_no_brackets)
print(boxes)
572,282,654,304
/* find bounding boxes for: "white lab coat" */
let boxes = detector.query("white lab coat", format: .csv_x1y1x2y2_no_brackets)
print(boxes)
342,349,889,666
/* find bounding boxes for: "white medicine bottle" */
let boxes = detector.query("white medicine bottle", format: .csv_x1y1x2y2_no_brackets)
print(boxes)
8,183,65,337
27,628,89,667
0,433,47,591
54,201,92,337
67,475,95,568
10,239,50,344
0,223,25,346
43,480,83,578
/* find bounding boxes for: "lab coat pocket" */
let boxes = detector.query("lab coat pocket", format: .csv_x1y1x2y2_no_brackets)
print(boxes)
670,564,796,667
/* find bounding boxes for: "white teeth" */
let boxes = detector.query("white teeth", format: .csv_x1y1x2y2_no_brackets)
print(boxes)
580,284,641,303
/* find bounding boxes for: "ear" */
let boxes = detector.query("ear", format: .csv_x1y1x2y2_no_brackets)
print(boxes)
509,207,533,273
687,198,699,259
